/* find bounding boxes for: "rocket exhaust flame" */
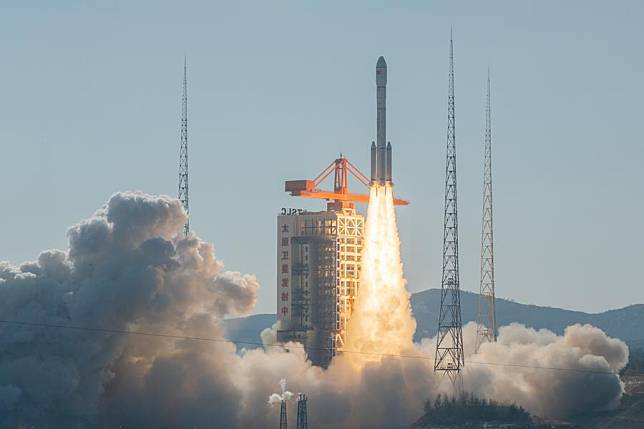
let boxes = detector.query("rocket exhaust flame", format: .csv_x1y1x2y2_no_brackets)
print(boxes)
345,184,416,367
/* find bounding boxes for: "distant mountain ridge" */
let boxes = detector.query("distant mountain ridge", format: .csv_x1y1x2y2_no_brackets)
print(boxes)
223,289,644,348
412,289,644,345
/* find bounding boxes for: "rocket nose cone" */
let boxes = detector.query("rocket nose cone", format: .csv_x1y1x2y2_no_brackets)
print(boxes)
376,56,387,85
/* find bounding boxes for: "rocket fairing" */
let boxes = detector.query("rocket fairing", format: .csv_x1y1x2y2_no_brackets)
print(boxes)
371,56,393,185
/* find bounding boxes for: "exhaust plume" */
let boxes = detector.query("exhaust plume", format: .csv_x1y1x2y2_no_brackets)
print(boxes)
345,184,416,367
0,191,629,428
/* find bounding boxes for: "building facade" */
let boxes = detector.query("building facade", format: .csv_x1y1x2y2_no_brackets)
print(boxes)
276,207,364,366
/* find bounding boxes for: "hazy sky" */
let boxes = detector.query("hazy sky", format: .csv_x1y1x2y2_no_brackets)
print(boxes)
1,1,642,314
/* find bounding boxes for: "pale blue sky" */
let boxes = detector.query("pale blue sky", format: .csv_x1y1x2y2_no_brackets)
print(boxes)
1,1,642,313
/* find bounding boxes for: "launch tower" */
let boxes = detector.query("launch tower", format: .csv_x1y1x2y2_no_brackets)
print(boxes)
276,188,365,366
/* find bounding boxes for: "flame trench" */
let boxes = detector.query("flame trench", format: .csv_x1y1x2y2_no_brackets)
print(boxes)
345,184,416,367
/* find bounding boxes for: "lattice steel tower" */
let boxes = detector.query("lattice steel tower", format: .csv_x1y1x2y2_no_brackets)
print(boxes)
434,31,465,391
475,71,497,351
279,399,288,429
296,393,308,429
178,58,190,236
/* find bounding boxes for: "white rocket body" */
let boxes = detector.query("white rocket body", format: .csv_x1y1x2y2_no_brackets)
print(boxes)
371,56,392,184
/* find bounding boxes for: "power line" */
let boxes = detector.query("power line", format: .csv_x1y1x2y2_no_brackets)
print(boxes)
0,319,619,376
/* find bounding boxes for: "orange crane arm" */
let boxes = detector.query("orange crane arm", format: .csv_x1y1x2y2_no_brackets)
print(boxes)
285,156,409,207
294,190,409,206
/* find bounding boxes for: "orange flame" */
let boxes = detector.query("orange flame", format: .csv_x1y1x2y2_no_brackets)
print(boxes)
345,184,416,368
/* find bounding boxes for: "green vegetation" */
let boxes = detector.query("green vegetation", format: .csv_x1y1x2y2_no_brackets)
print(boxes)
413,393,532,428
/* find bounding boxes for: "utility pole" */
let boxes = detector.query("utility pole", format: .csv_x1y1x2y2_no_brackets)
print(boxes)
434,29,465,394
476,70,497,351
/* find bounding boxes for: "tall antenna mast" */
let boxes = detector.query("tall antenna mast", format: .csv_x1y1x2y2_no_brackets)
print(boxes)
434,29,465,393
475,70,497,351
178,57,189,236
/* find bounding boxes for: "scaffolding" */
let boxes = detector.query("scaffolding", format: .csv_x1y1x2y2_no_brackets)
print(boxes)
277,208,363,367
335,212,363,353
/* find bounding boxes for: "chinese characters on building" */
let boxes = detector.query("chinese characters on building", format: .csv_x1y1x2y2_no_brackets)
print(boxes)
280,223,290,318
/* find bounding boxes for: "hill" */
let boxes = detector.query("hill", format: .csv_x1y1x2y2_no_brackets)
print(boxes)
411,289,644,345
223,313,275,348
224,289,644,348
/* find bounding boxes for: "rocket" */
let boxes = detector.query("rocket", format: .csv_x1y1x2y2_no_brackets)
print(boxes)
371,56,392,185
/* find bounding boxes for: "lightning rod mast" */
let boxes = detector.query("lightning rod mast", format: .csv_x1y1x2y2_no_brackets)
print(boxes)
475,70,497,351
434,29,465,394
178,57,189,236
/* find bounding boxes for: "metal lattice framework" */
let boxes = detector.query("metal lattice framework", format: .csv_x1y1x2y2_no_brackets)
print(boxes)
296,393,309,429
278,208,364,367
476,72,497,352
178,58,189,236
335,211,364,353
279,400,288,429
434,31,465,391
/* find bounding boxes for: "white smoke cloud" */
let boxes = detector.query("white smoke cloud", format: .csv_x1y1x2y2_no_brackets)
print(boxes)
0,191,630,428
0,192,258,428
267,378,293,405
461,322,628,419
260,320,280,347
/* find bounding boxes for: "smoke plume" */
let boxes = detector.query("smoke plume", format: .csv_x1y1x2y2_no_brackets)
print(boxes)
268,378,293,405
345,185,417,367
0,191,629,428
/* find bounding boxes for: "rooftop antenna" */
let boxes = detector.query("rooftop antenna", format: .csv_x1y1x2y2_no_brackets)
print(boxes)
434,28,465,394
475,69,497,351
178,57,189,236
